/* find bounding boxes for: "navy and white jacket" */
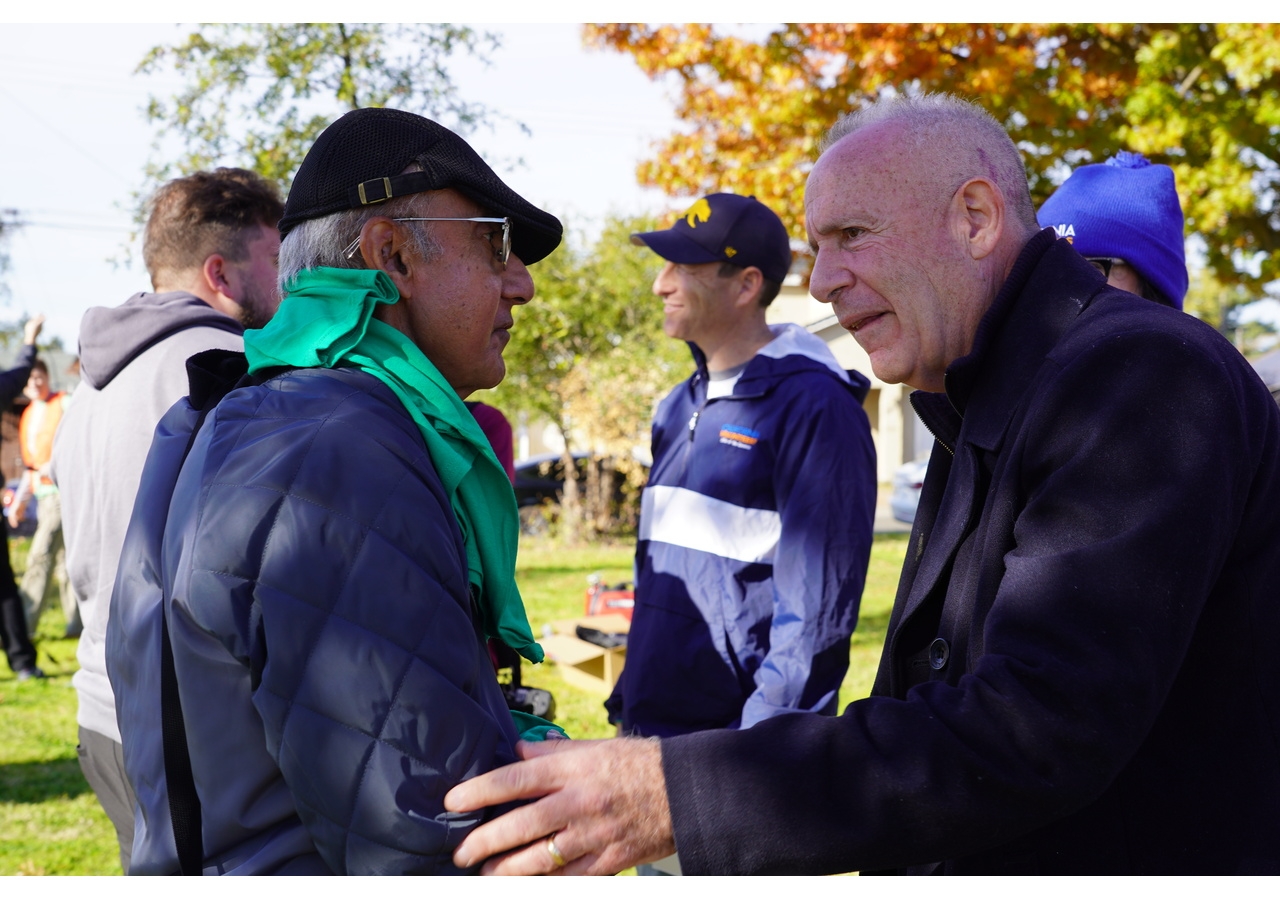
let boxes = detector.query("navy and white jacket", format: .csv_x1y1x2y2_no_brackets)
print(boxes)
607,324,876,737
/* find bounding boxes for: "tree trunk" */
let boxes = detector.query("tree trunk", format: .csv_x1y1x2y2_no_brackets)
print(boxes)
558,444,581,544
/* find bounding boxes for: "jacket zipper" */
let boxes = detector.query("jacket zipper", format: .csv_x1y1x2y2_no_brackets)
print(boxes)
679,405,704,481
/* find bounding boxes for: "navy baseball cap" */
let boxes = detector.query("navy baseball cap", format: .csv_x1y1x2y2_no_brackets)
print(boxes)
631,193,792,283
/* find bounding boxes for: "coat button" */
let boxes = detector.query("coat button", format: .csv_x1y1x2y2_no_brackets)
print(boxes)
929,638,950,670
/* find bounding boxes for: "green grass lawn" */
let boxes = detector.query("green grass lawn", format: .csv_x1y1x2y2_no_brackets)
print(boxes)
515,534,908,739
0,532,908,875
0,536,121,875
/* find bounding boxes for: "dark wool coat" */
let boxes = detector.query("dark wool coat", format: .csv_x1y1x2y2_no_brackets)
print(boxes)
661,229,1280,875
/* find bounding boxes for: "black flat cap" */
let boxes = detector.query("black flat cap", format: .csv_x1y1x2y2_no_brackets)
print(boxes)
279,107,562,265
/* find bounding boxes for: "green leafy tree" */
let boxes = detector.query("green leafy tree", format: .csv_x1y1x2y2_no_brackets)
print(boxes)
1185,266,1276,356
482,215,687,541
1122,25,1280,314
137,24,507,191
587,23,1280,329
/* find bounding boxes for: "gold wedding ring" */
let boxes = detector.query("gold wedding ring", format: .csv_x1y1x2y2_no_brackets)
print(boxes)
546,834,568,868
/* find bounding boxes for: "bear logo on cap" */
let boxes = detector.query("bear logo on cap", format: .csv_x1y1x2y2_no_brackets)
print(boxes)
684,198,712,228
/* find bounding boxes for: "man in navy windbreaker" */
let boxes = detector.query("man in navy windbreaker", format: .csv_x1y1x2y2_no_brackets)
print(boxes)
606,193,877,741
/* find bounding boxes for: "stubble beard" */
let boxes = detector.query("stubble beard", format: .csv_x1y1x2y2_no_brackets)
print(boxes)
235,283,278,330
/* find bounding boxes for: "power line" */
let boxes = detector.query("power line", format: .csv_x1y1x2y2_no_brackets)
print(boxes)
0,84,133,186
15,219,132,234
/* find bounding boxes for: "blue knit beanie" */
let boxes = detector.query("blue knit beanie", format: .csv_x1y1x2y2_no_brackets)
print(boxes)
1037,151,1188,309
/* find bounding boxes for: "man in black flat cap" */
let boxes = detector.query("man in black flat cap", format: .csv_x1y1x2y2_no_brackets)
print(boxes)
108,108,564,875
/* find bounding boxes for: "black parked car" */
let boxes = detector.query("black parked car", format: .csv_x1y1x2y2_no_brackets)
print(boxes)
513,452,644,534
513,452,589,510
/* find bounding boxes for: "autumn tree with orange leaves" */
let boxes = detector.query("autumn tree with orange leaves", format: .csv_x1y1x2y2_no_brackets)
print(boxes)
586,24,1280,333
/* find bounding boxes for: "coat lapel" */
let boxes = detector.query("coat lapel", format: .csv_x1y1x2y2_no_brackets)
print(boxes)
875,233,1099,697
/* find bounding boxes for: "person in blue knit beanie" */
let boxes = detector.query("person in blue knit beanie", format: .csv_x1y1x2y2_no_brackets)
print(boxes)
1037,151,1188,309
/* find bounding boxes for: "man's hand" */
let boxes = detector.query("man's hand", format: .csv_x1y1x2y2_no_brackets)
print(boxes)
22,314,44,346
444,736,676,875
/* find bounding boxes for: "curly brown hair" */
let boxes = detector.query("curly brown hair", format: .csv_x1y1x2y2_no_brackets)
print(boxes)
143,168,283,289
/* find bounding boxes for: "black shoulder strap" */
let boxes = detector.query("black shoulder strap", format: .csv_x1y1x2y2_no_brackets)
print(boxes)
160,349,251,876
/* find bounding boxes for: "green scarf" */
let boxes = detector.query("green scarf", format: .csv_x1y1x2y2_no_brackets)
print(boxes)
243,266,543,665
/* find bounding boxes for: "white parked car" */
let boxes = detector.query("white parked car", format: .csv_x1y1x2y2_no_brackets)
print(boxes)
890,457,929,525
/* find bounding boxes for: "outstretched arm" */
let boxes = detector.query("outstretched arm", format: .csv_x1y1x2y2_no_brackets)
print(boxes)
22,314,44,346
0,314,42,404
446,737,674,875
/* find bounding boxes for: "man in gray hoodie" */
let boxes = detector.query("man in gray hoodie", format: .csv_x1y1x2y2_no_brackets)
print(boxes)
51,168,283,871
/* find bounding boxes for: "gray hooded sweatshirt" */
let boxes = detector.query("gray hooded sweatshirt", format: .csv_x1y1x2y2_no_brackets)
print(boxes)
52,292,243,742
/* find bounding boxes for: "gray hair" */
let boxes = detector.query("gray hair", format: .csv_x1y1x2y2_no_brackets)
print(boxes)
820,93,1040,233
278,179,443,293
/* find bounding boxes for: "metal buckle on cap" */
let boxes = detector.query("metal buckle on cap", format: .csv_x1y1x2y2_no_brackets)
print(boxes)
356,177,394,205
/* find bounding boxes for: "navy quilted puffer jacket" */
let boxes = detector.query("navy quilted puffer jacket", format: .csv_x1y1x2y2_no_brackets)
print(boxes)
108,360,521,874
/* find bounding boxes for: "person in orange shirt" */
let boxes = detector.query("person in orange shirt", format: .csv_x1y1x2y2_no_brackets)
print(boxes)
10,358,76,638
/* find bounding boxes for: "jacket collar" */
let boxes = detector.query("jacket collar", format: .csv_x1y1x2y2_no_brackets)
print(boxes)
685,323,852,400
911,228,1102,454
886,230,1106,668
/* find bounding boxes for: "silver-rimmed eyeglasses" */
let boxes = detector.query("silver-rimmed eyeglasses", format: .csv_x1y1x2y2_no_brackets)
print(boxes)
342,217,510,267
